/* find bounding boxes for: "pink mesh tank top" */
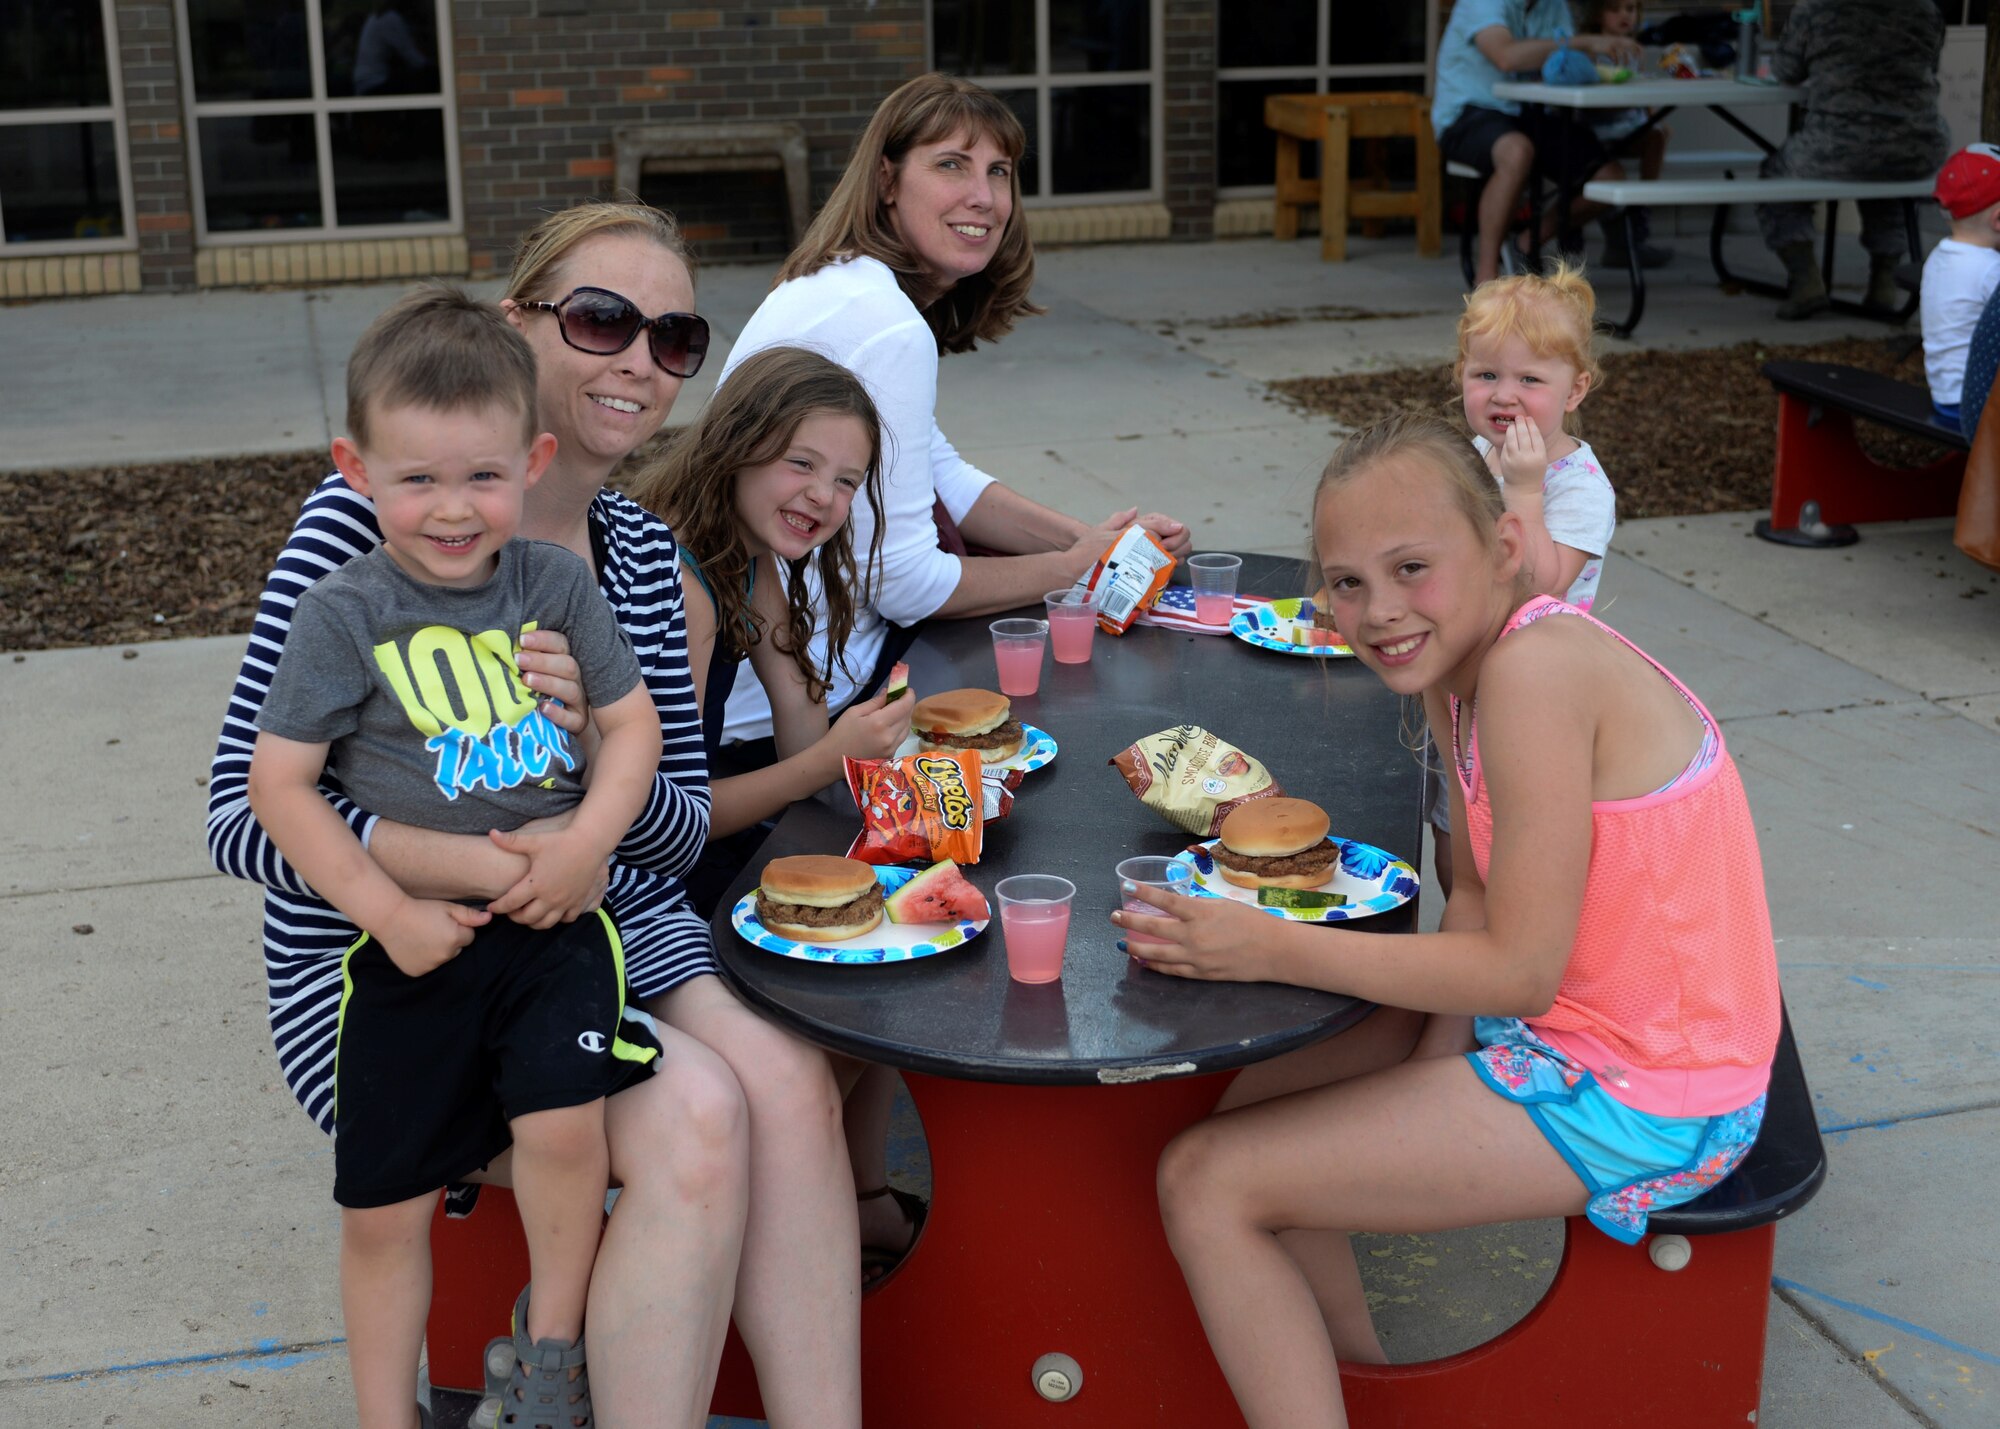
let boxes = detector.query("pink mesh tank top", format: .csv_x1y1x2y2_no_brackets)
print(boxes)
1453,597,1781,1116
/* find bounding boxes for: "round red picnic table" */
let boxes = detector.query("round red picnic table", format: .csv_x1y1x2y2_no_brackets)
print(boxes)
707,554,1425,1427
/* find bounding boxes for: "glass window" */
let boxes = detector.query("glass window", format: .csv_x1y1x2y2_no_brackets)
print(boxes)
932,0,1036,77
186,0,312,103
331,109,448,224
0,0,113,111
323,0,442,99
0,122,123,241
1333,5,1427,66
179,0,459,239
932,0,1158,200
0,0,131,252
1050,0,1149,73
198,114,322,231
1219,2,1315,69
1051,84,1150,192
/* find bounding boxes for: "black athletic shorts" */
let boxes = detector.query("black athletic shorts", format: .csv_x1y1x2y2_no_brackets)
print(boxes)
1439,105,1613,192
332,908,661,1209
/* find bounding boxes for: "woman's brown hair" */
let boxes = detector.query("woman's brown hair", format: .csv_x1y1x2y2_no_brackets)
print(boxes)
627,347,887,704
505,198,695,306
778,72,1043,354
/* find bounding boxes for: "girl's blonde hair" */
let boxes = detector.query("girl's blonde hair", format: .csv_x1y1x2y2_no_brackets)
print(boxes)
1313,410,1506,557
778,72,1042,354
1455,261,1602,434
626,347,886,705
504,198,694,306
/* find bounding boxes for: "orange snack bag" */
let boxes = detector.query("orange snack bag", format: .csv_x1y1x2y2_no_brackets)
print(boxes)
1080,525,1176,634
844,751,988,866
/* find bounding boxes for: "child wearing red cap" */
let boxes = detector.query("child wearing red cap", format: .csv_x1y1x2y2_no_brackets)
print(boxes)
1921,143,2000,428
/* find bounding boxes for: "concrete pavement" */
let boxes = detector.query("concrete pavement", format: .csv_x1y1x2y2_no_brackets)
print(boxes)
3,232,1994,1427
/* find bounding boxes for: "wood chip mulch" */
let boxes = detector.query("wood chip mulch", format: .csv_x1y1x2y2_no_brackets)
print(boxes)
0,335,1944,653
1272,334,1938,521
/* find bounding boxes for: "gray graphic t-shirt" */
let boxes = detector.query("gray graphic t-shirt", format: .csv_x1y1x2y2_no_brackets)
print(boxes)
258,539,643,834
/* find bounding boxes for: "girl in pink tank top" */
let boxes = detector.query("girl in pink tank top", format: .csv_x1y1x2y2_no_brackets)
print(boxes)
1117,412,1782,1429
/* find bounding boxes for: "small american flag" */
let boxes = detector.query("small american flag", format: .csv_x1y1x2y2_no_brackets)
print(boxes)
1133,586,1271,636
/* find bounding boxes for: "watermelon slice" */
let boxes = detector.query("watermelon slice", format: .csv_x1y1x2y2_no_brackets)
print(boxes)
884,858,989,924
885,661,911,700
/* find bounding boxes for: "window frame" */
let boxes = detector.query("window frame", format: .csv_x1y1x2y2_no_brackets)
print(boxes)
1214,0,1440,202
928,0,1166,209
0,0,138,256
173,0,462,246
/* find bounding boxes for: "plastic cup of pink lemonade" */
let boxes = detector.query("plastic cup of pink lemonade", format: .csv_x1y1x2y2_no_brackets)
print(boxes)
1115,856,1193,954
1186,553,1243,626
989,617,1048,697
1043,587,1099,665
995,875,1076,984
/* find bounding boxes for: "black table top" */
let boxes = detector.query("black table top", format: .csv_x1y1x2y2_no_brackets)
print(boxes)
711,554,1425,1085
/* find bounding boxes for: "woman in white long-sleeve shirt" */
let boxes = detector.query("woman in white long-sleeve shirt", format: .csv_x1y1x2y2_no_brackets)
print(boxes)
716,71,1192,745
713,71,1193,1280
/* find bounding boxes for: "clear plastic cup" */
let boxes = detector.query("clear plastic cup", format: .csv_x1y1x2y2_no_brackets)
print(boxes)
990,617,1048,696
995,875,1076,984
1115,856,1193,951
1186,553,1243,625
1043,588,1099,665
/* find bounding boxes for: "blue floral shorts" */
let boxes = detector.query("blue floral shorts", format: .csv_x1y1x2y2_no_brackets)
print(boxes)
1468,1017,1766,1244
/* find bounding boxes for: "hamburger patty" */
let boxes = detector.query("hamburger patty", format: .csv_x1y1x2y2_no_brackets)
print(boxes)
1211,837,1340,878
756,881,886,929
918,717,1024,752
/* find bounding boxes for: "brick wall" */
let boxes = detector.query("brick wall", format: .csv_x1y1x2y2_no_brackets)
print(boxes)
116,1,194,290
1162,0,1216,240
452,1,927,275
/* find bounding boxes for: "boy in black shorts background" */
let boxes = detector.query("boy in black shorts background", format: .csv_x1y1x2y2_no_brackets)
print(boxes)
247,286,664,1429
1431,0,1641,283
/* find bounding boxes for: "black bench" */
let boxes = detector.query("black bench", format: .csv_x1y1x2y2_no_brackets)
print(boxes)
1755,361,1971,547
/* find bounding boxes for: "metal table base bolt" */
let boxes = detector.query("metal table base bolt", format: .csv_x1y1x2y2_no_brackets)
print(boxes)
1032,1352,1083,1402
1648,1233,1693,1272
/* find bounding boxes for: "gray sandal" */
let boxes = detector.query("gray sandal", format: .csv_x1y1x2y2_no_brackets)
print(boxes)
470,1284,592,1429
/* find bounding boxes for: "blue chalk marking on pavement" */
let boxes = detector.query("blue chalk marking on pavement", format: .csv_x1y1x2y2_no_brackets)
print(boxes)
1819,1101,1994,1135
1773,1278,2000,1367
36,1338,345,1383
250,1302,269,1317
1847,975,1889,990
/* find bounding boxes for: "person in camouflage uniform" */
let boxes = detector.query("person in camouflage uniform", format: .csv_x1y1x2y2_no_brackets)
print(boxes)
1756,0,1949,319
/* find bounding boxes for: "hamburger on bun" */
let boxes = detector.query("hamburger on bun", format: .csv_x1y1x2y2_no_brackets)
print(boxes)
910,687,1025,763
756,855,885,942
1212,798,1340,891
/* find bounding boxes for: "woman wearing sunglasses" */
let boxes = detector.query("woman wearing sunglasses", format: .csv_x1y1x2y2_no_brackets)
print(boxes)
711,71,1194,1283
208,201,865,1426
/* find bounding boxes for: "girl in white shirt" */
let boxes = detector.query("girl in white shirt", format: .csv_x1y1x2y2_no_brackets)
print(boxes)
716,71,1192,743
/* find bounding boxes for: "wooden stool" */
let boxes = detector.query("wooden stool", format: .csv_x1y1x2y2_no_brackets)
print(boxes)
1265,91,1441,262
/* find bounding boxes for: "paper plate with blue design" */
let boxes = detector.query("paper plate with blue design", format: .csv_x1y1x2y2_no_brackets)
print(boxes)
1229,597,1354,658
1171,837,1418,923
893,722,1058,775
730,864,988,964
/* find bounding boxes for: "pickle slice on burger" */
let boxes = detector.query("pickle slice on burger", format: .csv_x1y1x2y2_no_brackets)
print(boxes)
755,855,886,942
910,687,1025,763
1210,798,1341,891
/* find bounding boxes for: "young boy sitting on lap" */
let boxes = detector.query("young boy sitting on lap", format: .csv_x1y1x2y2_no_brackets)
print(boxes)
1432,0,1641,284
1922,144,2000,429
247,285,663,1429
